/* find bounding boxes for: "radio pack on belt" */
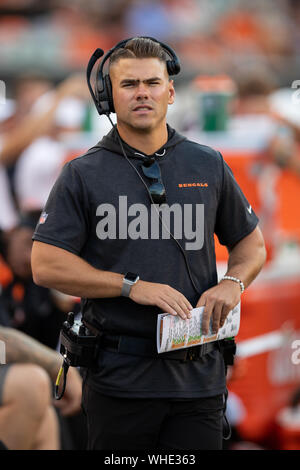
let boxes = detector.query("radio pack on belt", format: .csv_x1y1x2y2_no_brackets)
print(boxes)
219,337,237,374
55,312,99,400
59,312,99,367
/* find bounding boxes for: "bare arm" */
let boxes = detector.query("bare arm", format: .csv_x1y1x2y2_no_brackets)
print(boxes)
0,326,60,380
31,241,193,320
224,225,266,288
197,226,266,335
31,241,125,299
0,98,61,165
0,326,82,416
0,74,87,166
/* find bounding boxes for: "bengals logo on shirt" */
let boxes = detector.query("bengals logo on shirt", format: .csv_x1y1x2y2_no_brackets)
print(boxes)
178,183,208,188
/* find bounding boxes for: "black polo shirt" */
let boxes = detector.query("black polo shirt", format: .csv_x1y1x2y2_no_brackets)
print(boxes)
33,126,258,398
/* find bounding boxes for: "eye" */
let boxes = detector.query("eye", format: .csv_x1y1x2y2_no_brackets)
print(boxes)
121,82,135,88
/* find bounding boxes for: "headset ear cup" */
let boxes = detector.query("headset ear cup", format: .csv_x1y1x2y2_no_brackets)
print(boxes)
104,74,115,113
95,65,114,114
166,59,181,76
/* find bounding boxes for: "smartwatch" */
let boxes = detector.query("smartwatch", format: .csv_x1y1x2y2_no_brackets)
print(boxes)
121,272,140,297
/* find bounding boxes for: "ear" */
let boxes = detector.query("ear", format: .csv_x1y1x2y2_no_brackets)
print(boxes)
168,79,175,105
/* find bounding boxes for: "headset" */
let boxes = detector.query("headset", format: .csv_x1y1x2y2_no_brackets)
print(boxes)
86,36,181,116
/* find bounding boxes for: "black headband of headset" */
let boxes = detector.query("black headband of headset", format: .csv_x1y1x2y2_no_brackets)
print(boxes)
86,36,180,115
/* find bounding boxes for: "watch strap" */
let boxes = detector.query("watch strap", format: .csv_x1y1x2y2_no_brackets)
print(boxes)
121,281,132,297
121,273,139,297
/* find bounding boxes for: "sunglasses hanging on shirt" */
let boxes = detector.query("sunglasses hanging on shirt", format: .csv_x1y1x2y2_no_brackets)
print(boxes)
141,159,166,205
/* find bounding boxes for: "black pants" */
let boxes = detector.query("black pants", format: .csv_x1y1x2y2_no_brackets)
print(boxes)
82,382,224,450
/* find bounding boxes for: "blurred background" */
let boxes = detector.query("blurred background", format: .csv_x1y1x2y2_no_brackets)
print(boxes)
0,0,300,450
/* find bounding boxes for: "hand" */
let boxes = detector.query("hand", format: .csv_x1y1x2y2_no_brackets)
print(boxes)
130,280,193,320
196,279,241,335
53,366,82,416
56,74,89,101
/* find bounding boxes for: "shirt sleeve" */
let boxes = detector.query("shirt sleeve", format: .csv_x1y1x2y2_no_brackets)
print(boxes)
214,152,259,247
32,161,90,255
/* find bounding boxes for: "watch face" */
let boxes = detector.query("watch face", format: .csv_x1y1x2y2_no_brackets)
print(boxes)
125,272,138,282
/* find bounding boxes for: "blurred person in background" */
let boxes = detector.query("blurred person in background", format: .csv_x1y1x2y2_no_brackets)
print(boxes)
233,68,300,175
1,212,78,348
0,73,89,449
13,91,87,214
0,212,86,450
0,73,89,288
0,323,82,450
0,73,87,168
0,74,88,347
0,360,60,450
0,74,89,244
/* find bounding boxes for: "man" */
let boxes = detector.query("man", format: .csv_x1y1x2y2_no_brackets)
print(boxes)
31,37,266,450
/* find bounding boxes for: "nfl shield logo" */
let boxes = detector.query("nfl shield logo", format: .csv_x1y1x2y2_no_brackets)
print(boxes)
39,211,48,225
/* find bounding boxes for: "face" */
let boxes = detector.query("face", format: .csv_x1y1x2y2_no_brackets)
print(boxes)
109,58,175,134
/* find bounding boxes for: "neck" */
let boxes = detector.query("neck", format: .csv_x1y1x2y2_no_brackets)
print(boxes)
116,122,168,155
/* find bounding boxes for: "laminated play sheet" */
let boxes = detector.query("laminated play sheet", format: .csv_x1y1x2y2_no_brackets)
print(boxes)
156,303,240,353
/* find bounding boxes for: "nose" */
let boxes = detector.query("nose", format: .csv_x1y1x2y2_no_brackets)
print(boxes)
135,83,149,101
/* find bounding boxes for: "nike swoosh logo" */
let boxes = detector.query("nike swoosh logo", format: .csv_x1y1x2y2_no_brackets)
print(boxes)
247,205,252,214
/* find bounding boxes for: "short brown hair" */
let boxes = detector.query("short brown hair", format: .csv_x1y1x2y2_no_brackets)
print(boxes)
109,37,167,68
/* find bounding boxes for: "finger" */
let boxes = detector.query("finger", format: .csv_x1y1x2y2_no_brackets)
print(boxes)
211,302,223,334
173,294,193,318
219,304,232,328
166,288,193,313
156,299,178,317
181,295,193,312
182,296,194,316
164,295,188,320
165,292,194,320
158,294,190,320
201,300,214,335
196,293,206,308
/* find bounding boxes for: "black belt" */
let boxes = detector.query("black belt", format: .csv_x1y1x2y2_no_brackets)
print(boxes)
82,320,219,361
101,333,218,361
